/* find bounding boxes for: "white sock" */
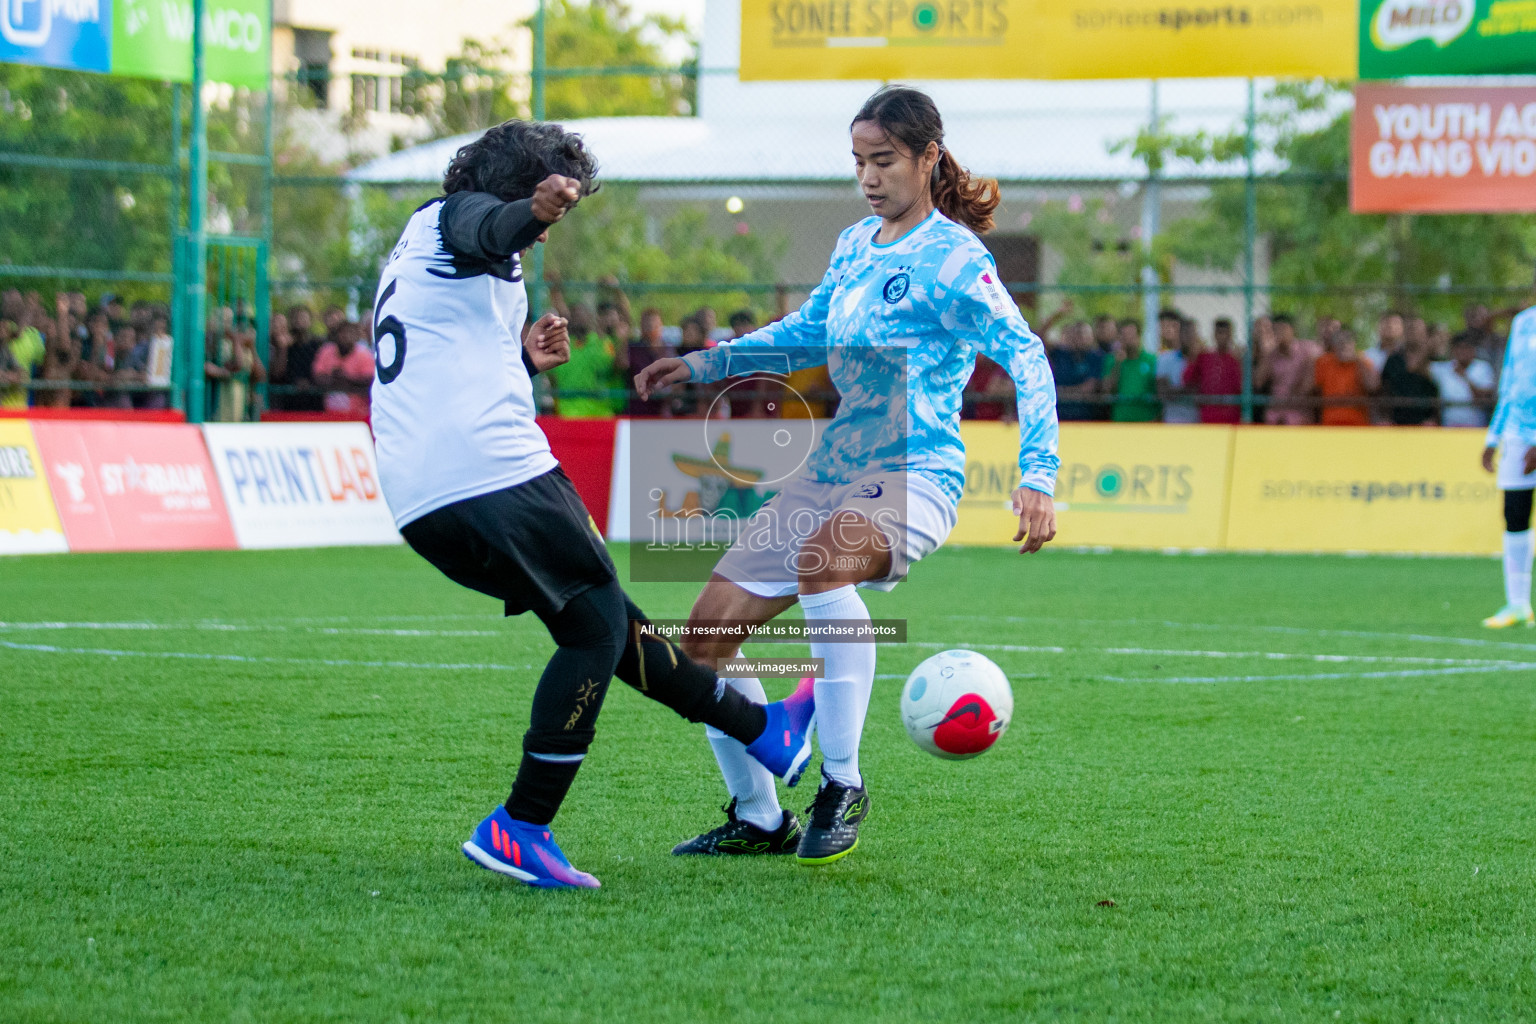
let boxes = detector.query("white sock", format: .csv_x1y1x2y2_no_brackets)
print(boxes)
1504,530,1533,608
801,585,876,788
705,676,782,831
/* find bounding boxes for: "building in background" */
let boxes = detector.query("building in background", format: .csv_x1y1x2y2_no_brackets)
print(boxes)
272,0,534,160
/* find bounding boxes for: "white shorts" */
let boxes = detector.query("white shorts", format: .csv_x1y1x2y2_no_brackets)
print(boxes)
714,471,958,599
1498,439,1536,490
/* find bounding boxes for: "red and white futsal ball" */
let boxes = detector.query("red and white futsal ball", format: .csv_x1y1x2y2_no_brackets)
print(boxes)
900,649,1013,759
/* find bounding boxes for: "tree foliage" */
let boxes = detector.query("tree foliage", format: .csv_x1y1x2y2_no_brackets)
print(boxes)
1150,82,1536,329
1026,197,1147,321
543,185,786,321
536,0,695,120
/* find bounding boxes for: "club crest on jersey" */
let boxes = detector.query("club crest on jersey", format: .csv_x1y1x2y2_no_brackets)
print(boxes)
883,273,911,305
852,481,884,499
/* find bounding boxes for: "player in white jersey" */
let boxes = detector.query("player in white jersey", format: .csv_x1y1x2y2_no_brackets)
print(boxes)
1479,275,1536,628
636,87,1059,864
369,120,816,889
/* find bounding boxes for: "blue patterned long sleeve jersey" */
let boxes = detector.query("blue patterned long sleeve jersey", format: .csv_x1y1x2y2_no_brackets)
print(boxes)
682,211,1059,505
1487,306,1536,448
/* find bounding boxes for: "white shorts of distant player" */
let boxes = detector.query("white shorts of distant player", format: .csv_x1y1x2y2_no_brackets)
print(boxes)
715,471,958,600
1496,438,1536,491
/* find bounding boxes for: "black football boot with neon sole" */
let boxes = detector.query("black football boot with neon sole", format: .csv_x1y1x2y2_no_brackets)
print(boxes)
796,771,869,865
671,799,802,856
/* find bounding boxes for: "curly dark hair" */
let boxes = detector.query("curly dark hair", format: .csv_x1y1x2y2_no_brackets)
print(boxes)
441,119,600,202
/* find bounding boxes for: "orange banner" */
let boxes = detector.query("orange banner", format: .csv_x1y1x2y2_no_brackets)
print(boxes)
1352,82,1536,214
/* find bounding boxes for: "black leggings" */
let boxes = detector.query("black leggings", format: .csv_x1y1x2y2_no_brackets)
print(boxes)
505,579,767,824
1506,489,1533,533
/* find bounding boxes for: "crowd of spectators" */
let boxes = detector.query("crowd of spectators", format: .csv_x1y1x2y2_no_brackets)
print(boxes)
2,282,1523,430
1,288,177,412
1034,302,1520,428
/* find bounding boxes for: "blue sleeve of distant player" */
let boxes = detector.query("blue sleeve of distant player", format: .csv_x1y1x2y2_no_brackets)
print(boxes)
681,236,850,384
1486,336,1517,446
937,248,1060,495
1488,310,1536,447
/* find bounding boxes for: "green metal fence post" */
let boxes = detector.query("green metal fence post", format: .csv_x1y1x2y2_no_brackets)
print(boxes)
1241,78,1257,424
185,0,209,424
1139,79,1161,349
169,83,186,413
256,55,274,416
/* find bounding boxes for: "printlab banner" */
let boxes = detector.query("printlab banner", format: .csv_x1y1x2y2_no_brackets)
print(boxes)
738,0,1357,80
1351,83,1536,213
0,420,68,554
202,422,401,549
0,0,267,86
953,422,1235,550
30,420,236,552
1360,0,1536,78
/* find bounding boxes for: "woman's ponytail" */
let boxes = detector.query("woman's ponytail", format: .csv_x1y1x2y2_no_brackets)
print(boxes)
932,148,1000,234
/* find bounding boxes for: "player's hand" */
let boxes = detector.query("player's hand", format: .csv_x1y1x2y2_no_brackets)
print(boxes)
1523,446,1536,476
531,175,582,223
525,313,570,372
1483,445,1498,474
635,357,692,399
1012,487,1056,554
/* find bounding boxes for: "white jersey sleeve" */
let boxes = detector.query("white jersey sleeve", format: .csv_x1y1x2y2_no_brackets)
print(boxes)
369,199,558,527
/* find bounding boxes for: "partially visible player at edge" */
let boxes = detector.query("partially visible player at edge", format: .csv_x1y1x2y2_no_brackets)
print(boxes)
367,120,816,889
1479,266,1536,628
636,86,1060,865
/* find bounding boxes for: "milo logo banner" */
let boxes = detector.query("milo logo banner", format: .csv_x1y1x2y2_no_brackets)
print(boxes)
1360,0,1536,77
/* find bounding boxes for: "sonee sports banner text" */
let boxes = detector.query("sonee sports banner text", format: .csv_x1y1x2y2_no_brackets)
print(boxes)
738,0,1357,79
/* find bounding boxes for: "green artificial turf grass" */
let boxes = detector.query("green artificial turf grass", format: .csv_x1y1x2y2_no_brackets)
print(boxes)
2,545,1534,1023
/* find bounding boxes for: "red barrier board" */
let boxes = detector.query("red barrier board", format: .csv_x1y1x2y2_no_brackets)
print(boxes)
1352,83,1536,214
31,421,237,551
536,417,617,536
0,408,186,422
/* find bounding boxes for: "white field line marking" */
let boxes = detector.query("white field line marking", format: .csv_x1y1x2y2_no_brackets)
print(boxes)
1104,663,1536,684
0,620,502,638
938,614,1536,654
0,639,536,673
906,640,1510,668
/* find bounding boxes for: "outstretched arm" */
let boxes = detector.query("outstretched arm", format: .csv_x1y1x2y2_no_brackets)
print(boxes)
438,175,581,261
637,265,843,398
937,249,1060,553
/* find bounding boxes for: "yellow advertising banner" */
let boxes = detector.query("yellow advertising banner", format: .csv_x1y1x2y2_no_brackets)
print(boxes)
954,422,1235,549
0,419,68,554
1225,428,1500,556
739,0,1357,80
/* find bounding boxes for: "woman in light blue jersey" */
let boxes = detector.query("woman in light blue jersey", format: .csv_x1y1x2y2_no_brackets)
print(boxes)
636,86,1060,864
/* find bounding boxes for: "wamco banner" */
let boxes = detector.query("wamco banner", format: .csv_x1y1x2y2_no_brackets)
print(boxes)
1360,0,1536,78
1351,82,1536,213
738,0,1357,79
0,0,267,86
112,0,268,88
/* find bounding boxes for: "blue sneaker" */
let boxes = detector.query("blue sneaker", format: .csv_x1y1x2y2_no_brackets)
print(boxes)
462,806,600,889
745,677,816,787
